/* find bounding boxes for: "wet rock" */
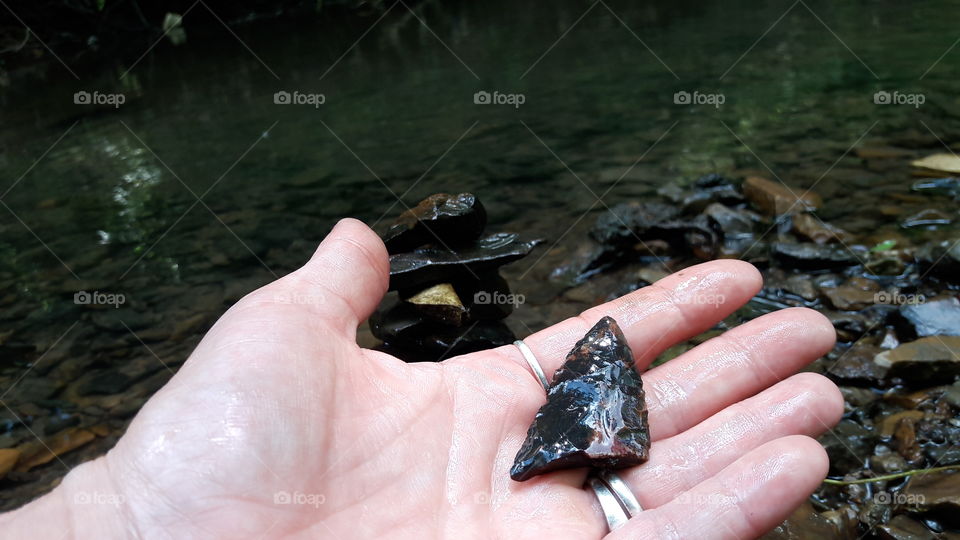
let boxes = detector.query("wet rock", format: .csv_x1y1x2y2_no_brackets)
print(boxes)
827,345,888,384
381,193,487,254
871,446,908,474
821,419,877,475
902,471,960,512
823,285,878,311
877,514,937,540
879,411,927,438
704,203,756,253
792,213,851,244
15,427,96,472
511,317,649,481
771,242,860,270
0,448,20,479
912,177,960,198
388,233,540,292
548,241,616,287
874,337,960,385
916,240,960,281
403,283,467,327
370,301,515,359
901,209,952,229
897,297,960,338
762,501,849,539
590,202,679,245
743,176,821,216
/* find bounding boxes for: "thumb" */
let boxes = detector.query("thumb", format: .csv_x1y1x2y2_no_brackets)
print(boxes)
290,218,390,332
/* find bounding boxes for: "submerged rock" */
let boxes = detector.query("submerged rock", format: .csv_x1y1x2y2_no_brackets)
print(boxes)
388,232,540,291
590,202,679,245
381,193,486,254
510,317,649,481
742,176,821,217
771,242,861,270
792,213,850,244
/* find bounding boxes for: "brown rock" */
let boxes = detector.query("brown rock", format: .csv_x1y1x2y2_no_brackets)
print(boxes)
761,501,848,539
792,213,850,244
879,410,926,438
15,428,96,472
0,448,21,479
877,514,937,540
902,471,960,511
743,176,822,216
874,336,960,385
823,285,878,311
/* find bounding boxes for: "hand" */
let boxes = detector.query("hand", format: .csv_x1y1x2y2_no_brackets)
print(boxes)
1,219,842,539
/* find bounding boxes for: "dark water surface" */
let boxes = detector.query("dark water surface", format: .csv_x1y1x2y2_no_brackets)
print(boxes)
1,0,959,512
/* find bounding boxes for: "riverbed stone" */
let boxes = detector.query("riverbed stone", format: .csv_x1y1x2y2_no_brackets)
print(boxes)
897,296,960,338
771,242,860,270
743,176,821,216
792,213,851,244
874,336,960,385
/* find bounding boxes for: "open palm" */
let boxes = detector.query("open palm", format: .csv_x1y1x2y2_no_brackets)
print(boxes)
4,219,843,539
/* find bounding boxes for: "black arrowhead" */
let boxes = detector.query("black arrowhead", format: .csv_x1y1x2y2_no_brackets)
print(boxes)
510,316,650,482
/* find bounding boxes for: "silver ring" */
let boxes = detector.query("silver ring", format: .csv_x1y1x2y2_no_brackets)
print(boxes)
513,340,549,391
588,470,643,531
587,475,630,530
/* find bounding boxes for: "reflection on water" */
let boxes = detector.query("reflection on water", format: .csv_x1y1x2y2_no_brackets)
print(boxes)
1,0,959,510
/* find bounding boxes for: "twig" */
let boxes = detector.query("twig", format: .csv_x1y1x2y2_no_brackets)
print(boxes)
823,465,960,485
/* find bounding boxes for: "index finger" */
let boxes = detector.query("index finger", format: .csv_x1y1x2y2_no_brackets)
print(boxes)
493,259,763,386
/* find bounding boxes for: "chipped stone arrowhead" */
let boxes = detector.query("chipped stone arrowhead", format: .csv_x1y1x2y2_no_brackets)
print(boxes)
510,316,650,482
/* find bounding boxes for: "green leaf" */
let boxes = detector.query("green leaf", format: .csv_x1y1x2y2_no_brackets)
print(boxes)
870,240,897,252
96,0,105,11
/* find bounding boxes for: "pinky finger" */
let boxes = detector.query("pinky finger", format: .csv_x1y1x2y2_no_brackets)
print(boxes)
606,435,828,540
